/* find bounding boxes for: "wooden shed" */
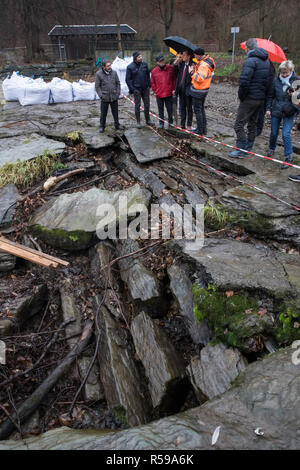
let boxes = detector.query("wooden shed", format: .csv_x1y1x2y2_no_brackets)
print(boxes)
48,24,137,60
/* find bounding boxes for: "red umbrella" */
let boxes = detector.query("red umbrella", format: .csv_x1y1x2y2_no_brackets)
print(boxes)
240,39,286,63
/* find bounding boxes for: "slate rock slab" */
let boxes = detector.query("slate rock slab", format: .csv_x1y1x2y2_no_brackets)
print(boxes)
98,306,151,427
187,343,248,400
181,238,292,297
167,262,210,345
29,184,151,250
0,183,20,230
125,127,173,163
131,311,187,411
0,135,65,168
83,131,115,150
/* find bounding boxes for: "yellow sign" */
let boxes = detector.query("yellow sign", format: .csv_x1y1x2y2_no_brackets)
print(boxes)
169,47,198,63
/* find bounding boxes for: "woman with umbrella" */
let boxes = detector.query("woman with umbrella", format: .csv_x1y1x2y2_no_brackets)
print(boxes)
266,60,300,169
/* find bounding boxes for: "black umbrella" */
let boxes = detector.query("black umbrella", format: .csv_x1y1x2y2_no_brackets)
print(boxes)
163,36,197,54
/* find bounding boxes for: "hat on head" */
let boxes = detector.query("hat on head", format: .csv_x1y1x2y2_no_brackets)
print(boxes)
194,47,205,56
156,53,164,62
133,51,141,60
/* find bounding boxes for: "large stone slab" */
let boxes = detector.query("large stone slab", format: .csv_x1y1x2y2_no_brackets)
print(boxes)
187,343,247,400
167,262,210,345
0,134,65,168
131,311,187,411
125,127,173,163
180,238,293,297
2,347,298,450
82,130,115,150
98,306,151,427
29,184,151,250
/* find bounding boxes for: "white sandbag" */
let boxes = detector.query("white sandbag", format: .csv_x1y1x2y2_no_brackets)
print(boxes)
72,79,96,101
112,56,132,97
2,72,32,101
18,79,50,106
49,77,73,103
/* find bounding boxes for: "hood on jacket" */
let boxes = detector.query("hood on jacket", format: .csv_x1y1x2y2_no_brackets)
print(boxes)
248,48,269,61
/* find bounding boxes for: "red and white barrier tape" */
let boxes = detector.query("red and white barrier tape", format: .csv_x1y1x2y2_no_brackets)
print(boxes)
121,103,300,212
121,93,300,171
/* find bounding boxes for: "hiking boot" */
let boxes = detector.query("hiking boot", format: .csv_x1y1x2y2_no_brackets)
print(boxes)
146,120,155,126
158,121,164,129
288,174,300,182
99,127,105,133
281,154,293,169
115,124,125,130
267,149,274,157
245,140,254,151
228,141,248,158
136,122,142,129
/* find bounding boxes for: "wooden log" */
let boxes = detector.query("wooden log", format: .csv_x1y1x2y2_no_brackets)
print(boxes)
0,236,69,268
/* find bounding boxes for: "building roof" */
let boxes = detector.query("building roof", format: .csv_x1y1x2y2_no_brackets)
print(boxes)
48,24,136,36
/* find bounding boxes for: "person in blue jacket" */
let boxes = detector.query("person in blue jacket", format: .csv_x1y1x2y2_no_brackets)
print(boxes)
229,38,271,157
266,60,300,169
126,51,154,128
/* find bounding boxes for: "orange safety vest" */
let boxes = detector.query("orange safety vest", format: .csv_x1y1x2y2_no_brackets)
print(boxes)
191,55,216,91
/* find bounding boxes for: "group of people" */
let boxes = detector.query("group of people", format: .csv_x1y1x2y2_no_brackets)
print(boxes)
95,38,300,182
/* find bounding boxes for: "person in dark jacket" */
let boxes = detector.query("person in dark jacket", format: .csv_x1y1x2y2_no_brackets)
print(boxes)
266,60,300,168
173,50,194,130
256,61,276,136
151,54,176,129
95,60,124,133
229,38,271,157
125,51,154,128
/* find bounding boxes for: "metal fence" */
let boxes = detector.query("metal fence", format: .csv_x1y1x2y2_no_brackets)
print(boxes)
40,43,67,63
95,39,152,51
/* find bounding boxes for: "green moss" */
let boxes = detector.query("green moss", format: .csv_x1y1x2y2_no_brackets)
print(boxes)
193,284,268,349
66,131,84,144
30,225,93,250
274,300,300,345
204,201,275,235
112,406,129,428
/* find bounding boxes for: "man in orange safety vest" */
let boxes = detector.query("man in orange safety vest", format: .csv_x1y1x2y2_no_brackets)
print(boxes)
190,47,216,136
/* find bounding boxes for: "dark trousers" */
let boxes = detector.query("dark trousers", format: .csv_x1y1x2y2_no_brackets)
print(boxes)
156,96,173,125
178,92,193,127
192,93,207,134
256,101,267,136
234,98,264,143
134,88,150,122
100,100,119,128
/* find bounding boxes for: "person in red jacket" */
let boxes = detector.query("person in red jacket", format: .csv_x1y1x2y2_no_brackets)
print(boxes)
151,54,176,129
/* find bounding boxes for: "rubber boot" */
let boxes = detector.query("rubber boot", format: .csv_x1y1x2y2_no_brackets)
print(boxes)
136,111,142,129
228,141,248,157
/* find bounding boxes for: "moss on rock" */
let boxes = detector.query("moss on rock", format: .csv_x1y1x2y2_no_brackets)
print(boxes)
31,225,94,250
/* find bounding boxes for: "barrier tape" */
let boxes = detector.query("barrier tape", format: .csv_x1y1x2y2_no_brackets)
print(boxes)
121,93,300,171
122,106,300,212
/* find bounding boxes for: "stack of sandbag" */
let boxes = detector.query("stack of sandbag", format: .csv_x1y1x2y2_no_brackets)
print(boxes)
2,72,32,101
111,56,132,97
49,77,73,103
18,78,50,106
72,79,97,101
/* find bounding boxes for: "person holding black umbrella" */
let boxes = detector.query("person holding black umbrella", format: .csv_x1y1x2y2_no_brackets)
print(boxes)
189,47,216,136
173,50,194,130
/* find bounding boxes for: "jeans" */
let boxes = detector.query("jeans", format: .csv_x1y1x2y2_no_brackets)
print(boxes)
269,115,295,157
178,92,193,127
100,100,119,128
156,96,173,124
192,93,207,134
234,98,264,143
134,88,150,122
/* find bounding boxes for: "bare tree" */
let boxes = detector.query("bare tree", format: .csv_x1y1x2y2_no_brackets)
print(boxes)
153,0,175,38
